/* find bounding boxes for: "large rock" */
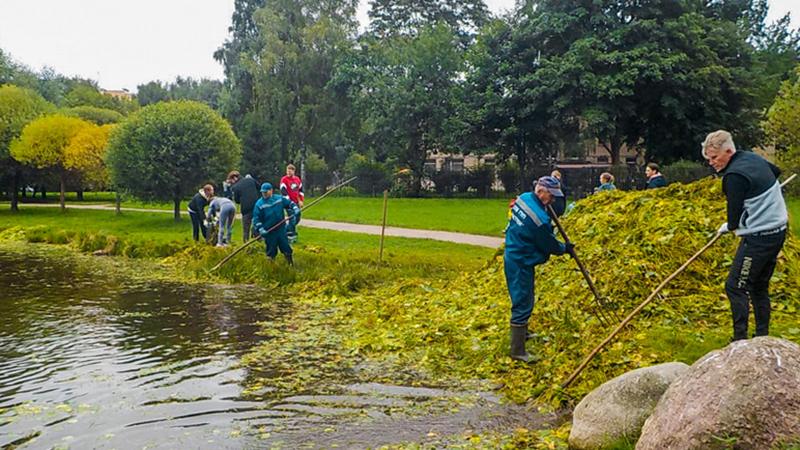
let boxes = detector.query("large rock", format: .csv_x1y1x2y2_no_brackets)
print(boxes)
569,362,689,450
637,337,800,450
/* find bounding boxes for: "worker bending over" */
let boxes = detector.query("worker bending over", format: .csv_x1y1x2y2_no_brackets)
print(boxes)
504,176,574,362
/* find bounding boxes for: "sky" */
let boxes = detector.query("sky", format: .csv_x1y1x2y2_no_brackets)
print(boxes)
0,0,797,93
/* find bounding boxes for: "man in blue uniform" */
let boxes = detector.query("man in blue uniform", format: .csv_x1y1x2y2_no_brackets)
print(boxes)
702,130,788,341
252,182,301,265
504,176,574,362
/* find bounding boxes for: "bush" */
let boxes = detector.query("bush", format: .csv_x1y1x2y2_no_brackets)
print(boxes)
661,159,714,185
431,170,465,196
465,164,495,197
498,161,521,194
344,153,390,195
304,153,330,195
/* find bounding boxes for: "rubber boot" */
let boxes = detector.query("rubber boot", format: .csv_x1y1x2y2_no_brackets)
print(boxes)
285,253,294,266
510,324,531,363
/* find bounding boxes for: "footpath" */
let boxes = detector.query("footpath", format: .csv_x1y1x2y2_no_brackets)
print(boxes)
17,203,505,249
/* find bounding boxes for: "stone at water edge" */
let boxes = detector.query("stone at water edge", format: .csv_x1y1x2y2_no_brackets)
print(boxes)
568,362,689,450
636,337,800,450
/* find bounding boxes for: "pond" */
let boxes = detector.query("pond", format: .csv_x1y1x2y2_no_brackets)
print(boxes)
0,245,547,449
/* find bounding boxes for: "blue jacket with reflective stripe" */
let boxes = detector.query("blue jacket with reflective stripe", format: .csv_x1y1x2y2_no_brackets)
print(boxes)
504,192,566,266
252,194,299,234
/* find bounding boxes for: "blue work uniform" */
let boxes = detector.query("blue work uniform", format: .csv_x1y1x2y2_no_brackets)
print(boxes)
504,192,566,325
252,193,300,259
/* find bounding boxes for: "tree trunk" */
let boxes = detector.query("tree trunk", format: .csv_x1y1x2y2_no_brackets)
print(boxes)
41,187,46,199
173,196,181,222
603,135,623,165
76,190,83,201
59,174,66,211
115,191,121,215
11,168,20,212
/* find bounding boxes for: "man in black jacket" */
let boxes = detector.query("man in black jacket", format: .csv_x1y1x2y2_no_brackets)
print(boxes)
702,130,789,341
228,171,261,242
188,184,214,241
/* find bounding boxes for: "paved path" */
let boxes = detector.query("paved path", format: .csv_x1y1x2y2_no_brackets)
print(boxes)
17,203,504,249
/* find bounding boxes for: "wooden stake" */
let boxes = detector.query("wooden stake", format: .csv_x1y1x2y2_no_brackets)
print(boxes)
379,189,388,262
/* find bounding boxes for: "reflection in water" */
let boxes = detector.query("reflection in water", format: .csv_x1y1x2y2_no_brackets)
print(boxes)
0,250,277,449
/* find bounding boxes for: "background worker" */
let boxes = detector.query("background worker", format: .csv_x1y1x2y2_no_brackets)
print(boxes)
596,172,616,192
188,184,214,241
252,182,301,265
207,195,236,247
504,176,574,362
280,164,304,242
550,170,567,216
702,130,788,341
229,171,261,242
645,163,667,189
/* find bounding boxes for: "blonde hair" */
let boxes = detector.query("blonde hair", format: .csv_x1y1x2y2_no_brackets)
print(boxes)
702,130,736,159
600,172,614,184
286,164,296,171
551,170,562,179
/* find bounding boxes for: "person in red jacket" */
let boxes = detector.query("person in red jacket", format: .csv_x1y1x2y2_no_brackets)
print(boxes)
280,164,304,242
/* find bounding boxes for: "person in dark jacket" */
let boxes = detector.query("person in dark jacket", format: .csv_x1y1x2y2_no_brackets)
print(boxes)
252,182,300,265
550,170,567,217
504,176,574,362
228,171,261,243
188,184,214,241
645,163,667,189
702,130,788,341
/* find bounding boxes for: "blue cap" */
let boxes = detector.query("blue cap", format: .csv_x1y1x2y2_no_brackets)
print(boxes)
260,182,273,193
536,176,564,197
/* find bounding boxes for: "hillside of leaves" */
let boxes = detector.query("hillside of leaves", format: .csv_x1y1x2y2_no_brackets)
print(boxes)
317,178,800,404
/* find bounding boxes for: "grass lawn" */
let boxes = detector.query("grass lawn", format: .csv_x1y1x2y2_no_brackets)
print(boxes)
9,192,514,236
13,192,799,237
1,206,493,277
789,197,799,231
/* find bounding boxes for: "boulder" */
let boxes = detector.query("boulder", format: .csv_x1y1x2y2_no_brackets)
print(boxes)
637,337,800,450
569,362,689,450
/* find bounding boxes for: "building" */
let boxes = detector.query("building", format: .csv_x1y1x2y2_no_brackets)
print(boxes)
100,88,133,101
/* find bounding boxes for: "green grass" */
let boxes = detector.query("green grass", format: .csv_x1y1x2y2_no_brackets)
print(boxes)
7,192,514,236
789,197,799,232
1,207,493,278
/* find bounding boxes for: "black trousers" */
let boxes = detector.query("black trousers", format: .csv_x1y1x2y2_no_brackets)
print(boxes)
189,210,207,241
725,230,786,340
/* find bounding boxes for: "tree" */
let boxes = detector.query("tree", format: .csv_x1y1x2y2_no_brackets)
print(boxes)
136,77,225,109
0,85,56,211
460,17,560,187
214,0,360,181
64,124,114,191
136,81,170,106
106,101,241,220
10,114,92,211
337,25,464,195
763,65,800,196
62,106,124,125
367,0,489,47
64,83,137,115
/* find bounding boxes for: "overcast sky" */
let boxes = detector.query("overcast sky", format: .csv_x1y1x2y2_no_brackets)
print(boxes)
0,0,796,92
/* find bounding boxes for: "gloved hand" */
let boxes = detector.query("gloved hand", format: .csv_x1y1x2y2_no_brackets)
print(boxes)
564,242,576,257
258,228,269,238
293,208,302,224
717,222,729,234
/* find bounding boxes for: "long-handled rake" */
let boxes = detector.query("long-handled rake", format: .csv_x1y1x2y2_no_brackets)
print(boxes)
546,204,621,327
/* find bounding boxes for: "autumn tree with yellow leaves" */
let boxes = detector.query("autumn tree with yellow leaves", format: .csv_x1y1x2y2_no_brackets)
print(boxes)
10,114,92,211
